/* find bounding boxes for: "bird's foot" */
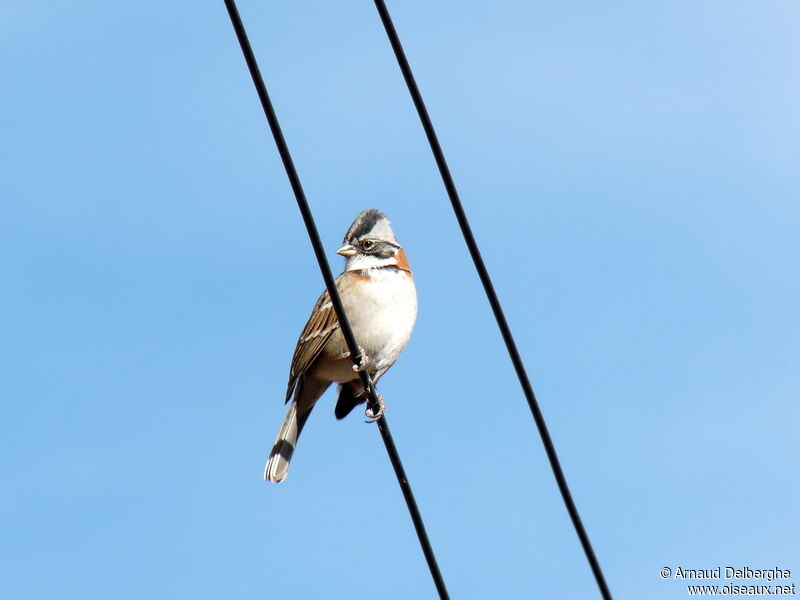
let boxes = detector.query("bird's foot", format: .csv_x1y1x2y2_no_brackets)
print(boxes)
350,347,369,373
365,394,385,423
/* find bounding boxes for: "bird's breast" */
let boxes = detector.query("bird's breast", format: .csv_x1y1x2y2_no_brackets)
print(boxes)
338,269,417,369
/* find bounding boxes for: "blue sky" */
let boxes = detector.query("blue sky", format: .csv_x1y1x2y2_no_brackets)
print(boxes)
2,1,798,598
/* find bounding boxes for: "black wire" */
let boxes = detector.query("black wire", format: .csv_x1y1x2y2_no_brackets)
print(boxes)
222,2,450,598
373,2,613,598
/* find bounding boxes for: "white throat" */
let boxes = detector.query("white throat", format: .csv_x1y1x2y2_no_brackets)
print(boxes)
343,254,398,272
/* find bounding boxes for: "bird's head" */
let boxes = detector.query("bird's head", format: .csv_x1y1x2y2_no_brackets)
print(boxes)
336,209,408,273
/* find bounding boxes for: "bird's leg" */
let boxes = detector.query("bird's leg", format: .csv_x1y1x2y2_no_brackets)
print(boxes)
352,351,368,373
365,393,385,423
339,347,369,373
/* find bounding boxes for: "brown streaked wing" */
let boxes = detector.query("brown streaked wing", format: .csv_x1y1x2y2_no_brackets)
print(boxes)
284,288,339,402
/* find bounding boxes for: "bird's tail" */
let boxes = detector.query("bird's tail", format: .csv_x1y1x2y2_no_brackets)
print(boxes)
265,402,313,483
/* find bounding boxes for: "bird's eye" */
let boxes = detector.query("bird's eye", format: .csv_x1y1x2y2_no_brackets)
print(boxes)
361,239,375,251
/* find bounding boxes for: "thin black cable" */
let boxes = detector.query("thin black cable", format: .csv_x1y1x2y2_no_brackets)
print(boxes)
222,2,449,598
373,2,612,598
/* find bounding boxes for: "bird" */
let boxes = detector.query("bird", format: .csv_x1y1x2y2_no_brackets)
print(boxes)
264,209,417,483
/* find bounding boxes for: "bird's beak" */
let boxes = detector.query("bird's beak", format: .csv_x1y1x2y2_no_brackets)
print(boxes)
336,244,357,257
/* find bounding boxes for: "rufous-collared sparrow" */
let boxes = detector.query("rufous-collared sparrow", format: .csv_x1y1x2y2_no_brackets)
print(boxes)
265,209,417,482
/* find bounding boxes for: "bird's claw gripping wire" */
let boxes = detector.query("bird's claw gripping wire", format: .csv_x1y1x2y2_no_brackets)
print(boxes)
365,394,385,423
342,347,369,373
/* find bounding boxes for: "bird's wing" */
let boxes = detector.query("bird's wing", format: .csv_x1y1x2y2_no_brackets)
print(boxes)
285,288,340,402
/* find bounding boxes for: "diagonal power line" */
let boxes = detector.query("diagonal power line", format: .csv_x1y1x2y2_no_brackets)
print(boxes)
222,1,449,598
372,1,613,598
